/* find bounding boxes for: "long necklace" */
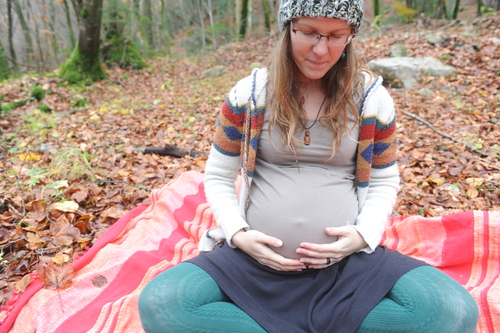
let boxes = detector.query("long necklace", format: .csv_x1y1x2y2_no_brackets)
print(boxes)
300,96,327,146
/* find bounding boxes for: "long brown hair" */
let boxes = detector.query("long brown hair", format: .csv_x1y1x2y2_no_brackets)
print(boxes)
265,22,374,156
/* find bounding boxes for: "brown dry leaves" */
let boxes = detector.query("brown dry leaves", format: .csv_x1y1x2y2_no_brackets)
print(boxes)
0,15,499,305
37,264,75,290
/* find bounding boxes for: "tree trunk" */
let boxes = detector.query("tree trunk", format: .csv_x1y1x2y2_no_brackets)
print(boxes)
373,0,381,17
247,0,253,35
452,0,461,19
102,0,146,69
60,0,107,83
197,0,207,51
202,0,214,30
236,0,241,35
262,0,271,33
0,42,11,81
477,0,482,16
27,0,46,70
12,0,34,69
143,0,155,49
63,0,77,49
160,0,171,55
47,0,61,64
239,0,249,38
7,0,17,67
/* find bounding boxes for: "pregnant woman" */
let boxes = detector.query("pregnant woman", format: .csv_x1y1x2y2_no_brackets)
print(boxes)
138,1,478,332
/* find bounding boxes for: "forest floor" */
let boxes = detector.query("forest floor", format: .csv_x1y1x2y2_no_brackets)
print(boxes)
0,14,499,305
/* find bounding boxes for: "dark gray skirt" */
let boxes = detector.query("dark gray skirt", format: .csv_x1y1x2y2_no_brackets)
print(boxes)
189,244,425,333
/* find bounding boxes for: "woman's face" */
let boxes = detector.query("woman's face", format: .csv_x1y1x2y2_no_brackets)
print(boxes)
290,17,351,84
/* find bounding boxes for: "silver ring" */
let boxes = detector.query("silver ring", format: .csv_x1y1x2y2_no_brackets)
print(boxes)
326,258,331,265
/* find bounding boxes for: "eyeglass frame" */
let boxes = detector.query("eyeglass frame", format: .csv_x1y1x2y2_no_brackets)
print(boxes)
290,21,355,46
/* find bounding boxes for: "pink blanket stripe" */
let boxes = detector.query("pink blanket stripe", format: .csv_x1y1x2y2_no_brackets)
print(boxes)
0,171,498,333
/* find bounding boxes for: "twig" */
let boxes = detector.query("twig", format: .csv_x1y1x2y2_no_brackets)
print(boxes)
400,109,490,157
92,141,124,149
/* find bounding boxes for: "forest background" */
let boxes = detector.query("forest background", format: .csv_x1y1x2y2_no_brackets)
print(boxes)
0,0,499,306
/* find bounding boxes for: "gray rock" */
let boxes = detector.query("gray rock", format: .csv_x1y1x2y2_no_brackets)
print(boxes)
368,57,458,88
202,65,226,78
418,87,434,97
490,37,500,45
389,44,408,57
39,143,58,153
427,35,445,46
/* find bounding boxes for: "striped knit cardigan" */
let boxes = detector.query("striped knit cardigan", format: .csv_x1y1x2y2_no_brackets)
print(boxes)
200,68,399,253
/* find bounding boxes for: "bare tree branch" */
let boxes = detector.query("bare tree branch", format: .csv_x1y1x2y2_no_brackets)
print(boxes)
400,109,490,157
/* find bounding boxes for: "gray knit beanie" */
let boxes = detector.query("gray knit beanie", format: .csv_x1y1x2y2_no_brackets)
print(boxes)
278,0,364,33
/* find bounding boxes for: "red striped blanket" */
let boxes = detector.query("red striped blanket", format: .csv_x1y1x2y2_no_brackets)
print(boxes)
0,171,498,333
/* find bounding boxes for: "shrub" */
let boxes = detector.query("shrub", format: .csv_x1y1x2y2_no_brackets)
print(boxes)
30,86,46,101
38,104,52,113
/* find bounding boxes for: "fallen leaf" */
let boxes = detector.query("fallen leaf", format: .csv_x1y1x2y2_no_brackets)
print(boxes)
37,264,75,290
466,187,479,199
54,225,80,246
51,201,79,213
50,180,69,190
71,190,88,203
26,232,45,244
425,178,444,185
100,205,126,220
15,274,33,292
19,153,41,161
92,275,108,288
52,253,70,265
466,178,484,186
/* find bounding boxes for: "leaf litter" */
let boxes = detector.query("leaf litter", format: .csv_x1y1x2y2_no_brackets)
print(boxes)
0,15,499,306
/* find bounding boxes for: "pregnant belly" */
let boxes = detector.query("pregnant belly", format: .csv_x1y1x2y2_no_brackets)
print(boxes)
246,172,358,259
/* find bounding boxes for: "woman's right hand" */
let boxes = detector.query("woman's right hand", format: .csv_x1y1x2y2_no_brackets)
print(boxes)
231,229,306,271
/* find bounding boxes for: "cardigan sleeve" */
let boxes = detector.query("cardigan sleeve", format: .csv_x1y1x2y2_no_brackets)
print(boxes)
354,84,400,253
204,144,250,248
203,77,254,248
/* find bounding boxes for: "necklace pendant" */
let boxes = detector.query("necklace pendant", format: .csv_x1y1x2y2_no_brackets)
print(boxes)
304,130,311,145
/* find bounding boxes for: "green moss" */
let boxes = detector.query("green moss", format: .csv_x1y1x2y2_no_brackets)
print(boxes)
0,43,10,81
38,104,52,113
102,30,146,70
0,100,26,114
71,97,88,108
0,104,11,114
59,47,108,85
30,86,45,101
81,7,89,18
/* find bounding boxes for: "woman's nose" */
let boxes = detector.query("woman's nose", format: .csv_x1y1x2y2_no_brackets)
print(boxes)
312,37,329,56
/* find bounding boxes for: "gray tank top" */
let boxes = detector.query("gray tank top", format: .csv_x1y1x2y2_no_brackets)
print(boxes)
246,111,359,259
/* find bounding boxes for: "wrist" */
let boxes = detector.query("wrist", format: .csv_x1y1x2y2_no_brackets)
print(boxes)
231,228,247,246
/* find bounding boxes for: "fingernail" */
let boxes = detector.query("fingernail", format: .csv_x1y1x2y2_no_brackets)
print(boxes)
276,240,283,246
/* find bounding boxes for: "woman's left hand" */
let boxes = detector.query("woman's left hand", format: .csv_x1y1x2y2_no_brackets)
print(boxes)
296,226,368,269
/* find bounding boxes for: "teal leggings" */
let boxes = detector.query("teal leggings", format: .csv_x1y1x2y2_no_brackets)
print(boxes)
138,263,478,333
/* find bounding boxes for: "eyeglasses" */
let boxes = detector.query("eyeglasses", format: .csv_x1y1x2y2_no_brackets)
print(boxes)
291,22,355,46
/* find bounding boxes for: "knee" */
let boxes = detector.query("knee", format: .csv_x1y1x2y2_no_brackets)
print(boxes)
138,265,192,333
409,267,479,333
433,284,478,333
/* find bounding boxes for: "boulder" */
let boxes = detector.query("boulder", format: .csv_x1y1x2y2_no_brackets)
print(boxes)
418,87,434,97
202,65,226,78
389,44,408,57
490,37,500,45
368,57,458,88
